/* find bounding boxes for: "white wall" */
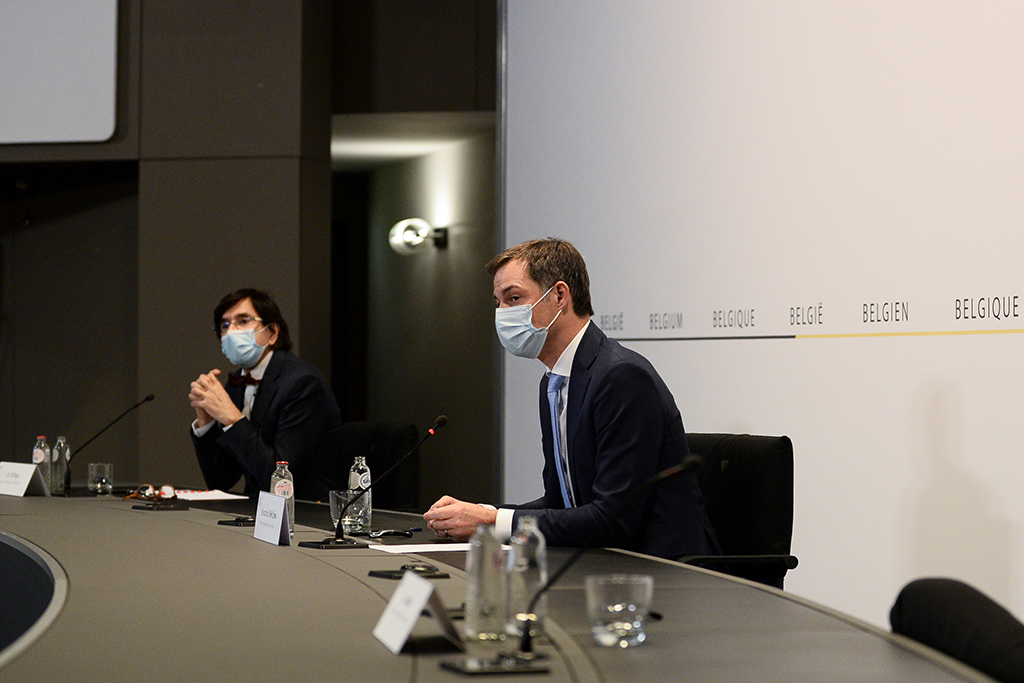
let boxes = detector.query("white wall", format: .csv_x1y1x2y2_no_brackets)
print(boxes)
502,0,1024,627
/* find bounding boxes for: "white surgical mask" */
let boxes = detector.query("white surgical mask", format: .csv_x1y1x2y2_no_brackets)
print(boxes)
494,286,562,358
221,327,267,367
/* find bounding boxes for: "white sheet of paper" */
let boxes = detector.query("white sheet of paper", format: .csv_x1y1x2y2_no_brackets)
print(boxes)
253,491,290,546
174,489,248,501
373,571,436,654
370,543,473,554
0,462,50,497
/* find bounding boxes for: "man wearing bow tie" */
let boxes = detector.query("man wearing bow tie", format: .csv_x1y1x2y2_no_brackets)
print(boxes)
188,288,346,500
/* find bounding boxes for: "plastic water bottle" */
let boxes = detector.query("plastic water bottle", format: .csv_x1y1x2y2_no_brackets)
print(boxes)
347,455,371,533
464,524,507,651
32,436,51,492
270,461,295,536
506,515,548,639
51,436,69,495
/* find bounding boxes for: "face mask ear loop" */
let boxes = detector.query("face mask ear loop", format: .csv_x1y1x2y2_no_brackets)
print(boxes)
540,307,562,332
530,285,556,311
531,284,561,331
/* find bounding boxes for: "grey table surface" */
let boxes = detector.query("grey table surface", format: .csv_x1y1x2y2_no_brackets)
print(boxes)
0,495,995,683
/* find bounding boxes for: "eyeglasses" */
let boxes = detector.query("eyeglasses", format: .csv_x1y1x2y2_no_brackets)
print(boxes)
216,316,263,334
123,484,177,501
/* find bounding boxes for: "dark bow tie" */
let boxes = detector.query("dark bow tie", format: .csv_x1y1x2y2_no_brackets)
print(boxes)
228,372,261,387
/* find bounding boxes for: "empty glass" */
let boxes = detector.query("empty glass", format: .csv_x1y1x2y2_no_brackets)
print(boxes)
585,574,654,648
87,463,113,495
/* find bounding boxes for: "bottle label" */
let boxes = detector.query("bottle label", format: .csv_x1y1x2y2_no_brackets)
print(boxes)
359,473,371,489
32,448,44,464
273,479,294,499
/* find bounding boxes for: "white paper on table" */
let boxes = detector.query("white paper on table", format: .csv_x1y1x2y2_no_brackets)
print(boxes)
174,489,248,501
370,543,473,554
370,543,510,554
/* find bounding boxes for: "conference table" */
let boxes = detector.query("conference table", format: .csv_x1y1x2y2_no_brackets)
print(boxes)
0,494,993,682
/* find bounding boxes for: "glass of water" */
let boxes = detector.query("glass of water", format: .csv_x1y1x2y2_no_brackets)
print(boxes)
87,463,114,495
585,574,654,648
331,489,369,534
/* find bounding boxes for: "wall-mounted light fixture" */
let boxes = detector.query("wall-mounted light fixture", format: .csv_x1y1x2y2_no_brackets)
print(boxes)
388,218,449,255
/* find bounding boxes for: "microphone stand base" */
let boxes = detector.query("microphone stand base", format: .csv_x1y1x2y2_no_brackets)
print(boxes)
440,654,549,676
296,536,367,549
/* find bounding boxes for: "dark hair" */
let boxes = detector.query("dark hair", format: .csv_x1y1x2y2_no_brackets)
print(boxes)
213,288,293,352
486,238,594,317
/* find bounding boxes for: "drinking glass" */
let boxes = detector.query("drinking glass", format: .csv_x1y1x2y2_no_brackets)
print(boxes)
87,463,114,495
585,574,654,647
331,489,369,534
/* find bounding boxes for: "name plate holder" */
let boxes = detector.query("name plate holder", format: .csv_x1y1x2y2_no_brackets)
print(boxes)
373,570,462,655
0,462,51,497
253,490,290,546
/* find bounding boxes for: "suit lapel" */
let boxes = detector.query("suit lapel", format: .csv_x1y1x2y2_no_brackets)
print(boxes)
566,324,602,492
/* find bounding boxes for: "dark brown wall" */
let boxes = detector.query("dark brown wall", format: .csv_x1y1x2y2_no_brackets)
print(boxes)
333,0,497,113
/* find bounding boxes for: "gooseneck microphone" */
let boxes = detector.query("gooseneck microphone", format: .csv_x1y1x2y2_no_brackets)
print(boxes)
298,415,447,549
517,453,703,656
64,393,156,496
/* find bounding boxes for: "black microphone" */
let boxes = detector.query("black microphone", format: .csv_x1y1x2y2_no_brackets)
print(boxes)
299,415,448,549
516,453,703,657
64,393,155,496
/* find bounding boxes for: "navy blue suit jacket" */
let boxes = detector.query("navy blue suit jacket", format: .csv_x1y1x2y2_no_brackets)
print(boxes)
513,324,719,559
190,351,346,501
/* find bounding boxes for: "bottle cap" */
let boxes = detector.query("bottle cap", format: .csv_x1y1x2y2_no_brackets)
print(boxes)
37,435,46,439
276,461,288,465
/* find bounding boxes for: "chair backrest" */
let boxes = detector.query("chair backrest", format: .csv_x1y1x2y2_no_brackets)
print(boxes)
338,422,420,512
685,433,795,584
891,578,1024,683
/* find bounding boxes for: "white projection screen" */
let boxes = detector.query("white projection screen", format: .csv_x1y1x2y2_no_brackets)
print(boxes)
0,0,118,144
501,1,1024,627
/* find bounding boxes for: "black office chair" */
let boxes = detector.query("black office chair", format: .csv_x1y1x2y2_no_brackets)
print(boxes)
679,433,798,589
891,577,1024,683
338,422,420,512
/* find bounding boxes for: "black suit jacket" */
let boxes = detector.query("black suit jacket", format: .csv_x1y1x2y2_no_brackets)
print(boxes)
513,323,719,559
190,351,346,501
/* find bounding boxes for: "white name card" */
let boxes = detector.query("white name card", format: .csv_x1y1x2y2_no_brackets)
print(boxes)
253,491,290,546
373,570,462,654
0,462,50,497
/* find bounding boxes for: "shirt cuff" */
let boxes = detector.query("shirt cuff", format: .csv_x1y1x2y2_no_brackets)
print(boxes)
493,507,516,541
192,419,215,437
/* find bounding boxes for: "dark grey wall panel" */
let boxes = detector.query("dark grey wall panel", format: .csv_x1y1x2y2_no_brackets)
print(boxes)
140,1,308,159
0,163,139,480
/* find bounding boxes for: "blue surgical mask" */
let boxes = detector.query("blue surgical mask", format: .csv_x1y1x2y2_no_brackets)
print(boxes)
221,327,267,367
494,286,562,359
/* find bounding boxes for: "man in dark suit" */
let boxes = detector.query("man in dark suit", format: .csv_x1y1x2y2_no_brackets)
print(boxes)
424,239,718,559
188,288,346,501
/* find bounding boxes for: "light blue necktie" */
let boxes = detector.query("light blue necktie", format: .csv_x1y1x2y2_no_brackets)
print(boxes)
547,373,573,508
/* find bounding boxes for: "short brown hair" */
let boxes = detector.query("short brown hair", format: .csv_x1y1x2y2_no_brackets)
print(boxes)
486,238,594,317
213,288,293,352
